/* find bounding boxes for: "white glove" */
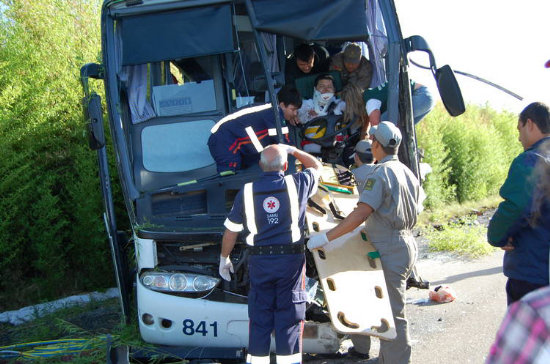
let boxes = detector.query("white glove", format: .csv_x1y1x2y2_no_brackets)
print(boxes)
219,255,234,281
280,144,298,155
307,233,329,251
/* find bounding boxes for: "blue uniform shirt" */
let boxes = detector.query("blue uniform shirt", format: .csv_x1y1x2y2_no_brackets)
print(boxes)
208,105,289,172
225,168,319,246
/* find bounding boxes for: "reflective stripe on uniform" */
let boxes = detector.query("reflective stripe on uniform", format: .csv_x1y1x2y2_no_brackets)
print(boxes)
284,175,301,243
268,126,289,136
210,103,272,133
243,182,257,246
245,126,264,152
244,176,300,246
275,353,302,364
246,353,270,364
224,218,243,232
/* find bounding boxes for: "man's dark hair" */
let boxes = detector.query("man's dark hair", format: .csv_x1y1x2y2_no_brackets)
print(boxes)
314,73,335,88
520,102,550,133
294,43,315,62
277,85,302,108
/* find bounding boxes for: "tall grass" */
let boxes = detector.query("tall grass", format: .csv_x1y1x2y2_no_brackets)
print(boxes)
417,103,522,208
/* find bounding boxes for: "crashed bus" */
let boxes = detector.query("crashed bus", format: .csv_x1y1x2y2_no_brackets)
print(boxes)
80,0,464,361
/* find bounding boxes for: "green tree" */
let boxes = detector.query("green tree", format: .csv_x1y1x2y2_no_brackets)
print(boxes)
0,0,113,310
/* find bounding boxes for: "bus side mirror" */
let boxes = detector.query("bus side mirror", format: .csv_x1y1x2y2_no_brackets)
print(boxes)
436,65,465,117
405,35,466,117
82,94,106,150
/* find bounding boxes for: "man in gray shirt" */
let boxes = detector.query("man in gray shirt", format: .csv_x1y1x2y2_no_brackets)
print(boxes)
351,139,375,190
307,122,424,363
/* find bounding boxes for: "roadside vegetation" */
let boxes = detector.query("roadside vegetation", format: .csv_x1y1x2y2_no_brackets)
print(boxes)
415,104,520,257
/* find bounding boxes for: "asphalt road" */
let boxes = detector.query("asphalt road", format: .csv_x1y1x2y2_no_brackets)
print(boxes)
305,249,508,364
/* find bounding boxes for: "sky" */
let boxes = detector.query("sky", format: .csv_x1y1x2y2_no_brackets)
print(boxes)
394,0,550,113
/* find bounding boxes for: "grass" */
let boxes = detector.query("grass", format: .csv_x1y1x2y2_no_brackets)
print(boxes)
417,195,502,228
417,196,502,258
422,217,497,258
0,297,190,363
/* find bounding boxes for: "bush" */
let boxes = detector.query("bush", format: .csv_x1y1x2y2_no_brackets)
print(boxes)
417,103,522,207
0,0,115,310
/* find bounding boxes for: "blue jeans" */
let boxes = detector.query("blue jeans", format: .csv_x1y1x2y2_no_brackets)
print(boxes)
380,85,434,125
412,85,434,124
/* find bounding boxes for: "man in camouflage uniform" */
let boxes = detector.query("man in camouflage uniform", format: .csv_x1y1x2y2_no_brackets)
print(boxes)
330,43,373,92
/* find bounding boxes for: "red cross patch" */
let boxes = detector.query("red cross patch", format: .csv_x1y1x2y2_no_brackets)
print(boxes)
262,196,280,213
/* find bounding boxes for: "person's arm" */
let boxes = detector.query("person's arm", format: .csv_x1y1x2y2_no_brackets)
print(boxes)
308,202,373,249
297,100,314,124
327,203,373,241
351,59,373,91
287,146,322,171
361,99,381,138
221,229,238,257
486,297,547,364
487,156,533,247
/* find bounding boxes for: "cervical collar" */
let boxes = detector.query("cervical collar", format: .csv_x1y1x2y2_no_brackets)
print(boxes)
313,89,335,115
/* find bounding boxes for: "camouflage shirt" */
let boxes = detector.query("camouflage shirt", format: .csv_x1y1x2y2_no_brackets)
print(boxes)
329,52,373,91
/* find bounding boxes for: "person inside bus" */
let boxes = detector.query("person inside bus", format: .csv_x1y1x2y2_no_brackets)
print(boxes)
361,80,435,138
297,73,345,124
208,85,302,173
298,77,367,164
330,43,373,92
285,43,330,87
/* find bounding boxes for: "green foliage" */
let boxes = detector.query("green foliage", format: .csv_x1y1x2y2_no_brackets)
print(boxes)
0,0,114,310
417,103,522,207
0,298,183,363
423,216,497,258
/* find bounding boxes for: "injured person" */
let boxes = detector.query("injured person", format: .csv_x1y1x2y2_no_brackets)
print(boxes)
208,85,302,172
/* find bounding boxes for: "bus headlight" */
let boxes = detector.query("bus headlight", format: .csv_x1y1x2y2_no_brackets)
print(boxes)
141,272,219,295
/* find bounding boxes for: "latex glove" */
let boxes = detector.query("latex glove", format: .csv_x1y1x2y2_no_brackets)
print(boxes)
307,233,329,251
281,144,298,155
219,255,234,281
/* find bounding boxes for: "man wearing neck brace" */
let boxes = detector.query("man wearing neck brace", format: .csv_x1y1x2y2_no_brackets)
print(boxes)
298,74,345,124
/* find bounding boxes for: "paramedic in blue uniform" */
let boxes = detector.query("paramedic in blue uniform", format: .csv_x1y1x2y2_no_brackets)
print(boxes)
219,144,322,364
208,85,302,173
308,122,424,364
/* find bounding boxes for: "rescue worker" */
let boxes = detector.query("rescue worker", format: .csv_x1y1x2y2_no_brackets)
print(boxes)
351,139,375,190
219,144,322,364
361,80,434,138
307,122,424,363
285,43,330,87
208,85,302,173
329,43,373,92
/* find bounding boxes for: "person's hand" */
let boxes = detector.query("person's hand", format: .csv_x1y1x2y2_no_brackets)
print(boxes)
308,109,318,117
307,233,329,251
287,116,301,126
501,237,515,251
280,144,298,156
219,255,234,281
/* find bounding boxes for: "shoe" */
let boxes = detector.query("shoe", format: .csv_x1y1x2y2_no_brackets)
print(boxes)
347,347,370,360
406,276,430,290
